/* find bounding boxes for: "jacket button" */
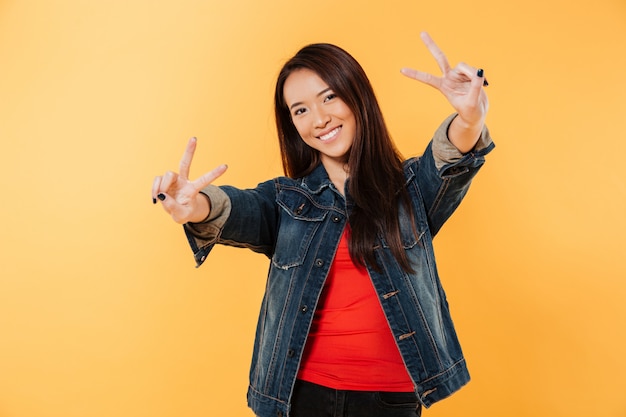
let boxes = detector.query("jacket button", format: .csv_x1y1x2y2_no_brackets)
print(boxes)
332,215,340,223
300,305,308,313
315,259,324,267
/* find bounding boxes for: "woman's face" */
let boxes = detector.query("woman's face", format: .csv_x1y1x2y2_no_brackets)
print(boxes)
283,68,356,171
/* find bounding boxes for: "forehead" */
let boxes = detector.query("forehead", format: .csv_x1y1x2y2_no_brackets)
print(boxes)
283,68,329,105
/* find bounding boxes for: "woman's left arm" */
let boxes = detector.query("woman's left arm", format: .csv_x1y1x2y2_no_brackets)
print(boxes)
401,32,489,153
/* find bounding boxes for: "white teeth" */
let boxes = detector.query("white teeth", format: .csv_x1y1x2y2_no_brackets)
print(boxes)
319,127,340,141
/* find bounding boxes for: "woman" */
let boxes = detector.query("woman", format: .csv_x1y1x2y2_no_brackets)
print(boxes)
152,32,494,417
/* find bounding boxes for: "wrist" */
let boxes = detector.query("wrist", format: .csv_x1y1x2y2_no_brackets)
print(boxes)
451,113,484,132
448,114,485,154
189,192,212,223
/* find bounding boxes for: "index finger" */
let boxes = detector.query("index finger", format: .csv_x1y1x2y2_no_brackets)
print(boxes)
420,32,451,74
179,137,197,180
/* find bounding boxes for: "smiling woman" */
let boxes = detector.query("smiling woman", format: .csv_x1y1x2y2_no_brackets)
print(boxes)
282,68,356,193
153,34,494,417
3,0,625,416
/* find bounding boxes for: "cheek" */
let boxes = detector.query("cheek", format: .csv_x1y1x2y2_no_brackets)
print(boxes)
292,120,308,139
344,114,357,136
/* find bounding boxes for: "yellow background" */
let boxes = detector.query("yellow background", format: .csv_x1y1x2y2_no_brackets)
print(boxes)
1,0,625,416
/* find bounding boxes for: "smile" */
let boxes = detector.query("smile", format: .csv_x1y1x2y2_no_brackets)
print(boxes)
318,126,341,141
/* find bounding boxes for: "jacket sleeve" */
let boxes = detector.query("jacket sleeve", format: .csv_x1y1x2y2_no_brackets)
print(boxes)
183,179,279,267
417,113,495,236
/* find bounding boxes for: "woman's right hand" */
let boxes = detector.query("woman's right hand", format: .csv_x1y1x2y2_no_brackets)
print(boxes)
152,137,228,224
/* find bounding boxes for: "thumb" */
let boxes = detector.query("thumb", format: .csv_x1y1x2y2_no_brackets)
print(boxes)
467,68,486,105
156,191,175,213
157,191,195,224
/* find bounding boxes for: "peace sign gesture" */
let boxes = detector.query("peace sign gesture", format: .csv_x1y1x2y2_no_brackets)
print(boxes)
401,32,489,152
152,137,228,224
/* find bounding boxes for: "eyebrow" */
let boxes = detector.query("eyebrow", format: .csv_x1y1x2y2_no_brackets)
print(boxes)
288,87,333,110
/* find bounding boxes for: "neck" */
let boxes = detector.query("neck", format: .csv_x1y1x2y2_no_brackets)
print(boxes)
322,160,349,196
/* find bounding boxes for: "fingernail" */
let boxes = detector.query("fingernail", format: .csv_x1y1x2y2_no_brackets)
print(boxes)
157,193,166,201
152,197,157,204
477,68,484,78
483,78,489,87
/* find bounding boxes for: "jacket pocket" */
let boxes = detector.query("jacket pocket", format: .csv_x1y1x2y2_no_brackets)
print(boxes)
272,192,328,270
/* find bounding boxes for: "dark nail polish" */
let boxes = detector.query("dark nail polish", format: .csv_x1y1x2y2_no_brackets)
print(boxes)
477,68,484,78
483,78,489,87
157,193,166,201
152,197,157,204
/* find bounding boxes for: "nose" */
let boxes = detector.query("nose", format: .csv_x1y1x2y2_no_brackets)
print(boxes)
312,107,331,128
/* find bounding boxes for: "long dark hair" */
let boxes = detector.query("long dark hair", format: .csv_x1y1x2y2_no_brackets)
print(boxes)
274,43,414,273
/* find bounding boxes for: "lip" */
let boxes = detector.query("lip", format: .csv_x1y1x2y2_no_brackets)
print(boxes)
317,126,342,141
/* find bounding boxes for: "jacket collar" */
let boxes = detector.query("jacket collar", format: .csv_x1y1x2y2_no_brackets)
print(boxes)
299,160,417,196
299,163,335,195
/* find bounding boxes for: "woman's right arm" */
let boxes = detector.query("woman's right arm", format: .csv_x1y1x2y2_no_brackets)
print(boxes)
153,137,280,265
183,180,280,266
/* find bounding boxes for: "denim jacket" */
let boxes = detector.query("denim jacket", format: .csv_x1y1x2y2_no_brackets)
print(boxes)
184,114,494,417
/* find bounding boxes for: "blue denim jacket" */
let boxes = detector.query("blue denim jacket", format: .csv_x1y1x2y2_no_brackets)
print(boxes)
184,114,494,417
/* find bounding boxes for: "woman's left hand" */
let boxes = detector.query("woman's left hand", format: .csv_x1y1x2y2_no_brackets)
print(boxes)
401,32,489,152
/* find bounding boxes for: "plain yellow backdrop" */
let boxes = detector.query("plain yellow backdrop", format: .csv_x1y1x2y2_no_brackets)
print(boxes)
1,0,625,416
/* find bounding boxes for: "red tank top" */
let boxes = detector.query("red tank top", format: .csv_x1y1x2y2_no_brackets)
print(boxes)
297,229,414,391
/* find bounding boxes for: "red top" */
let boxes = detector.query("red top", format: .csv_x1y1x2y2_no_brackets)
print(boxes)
297,229,414,391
